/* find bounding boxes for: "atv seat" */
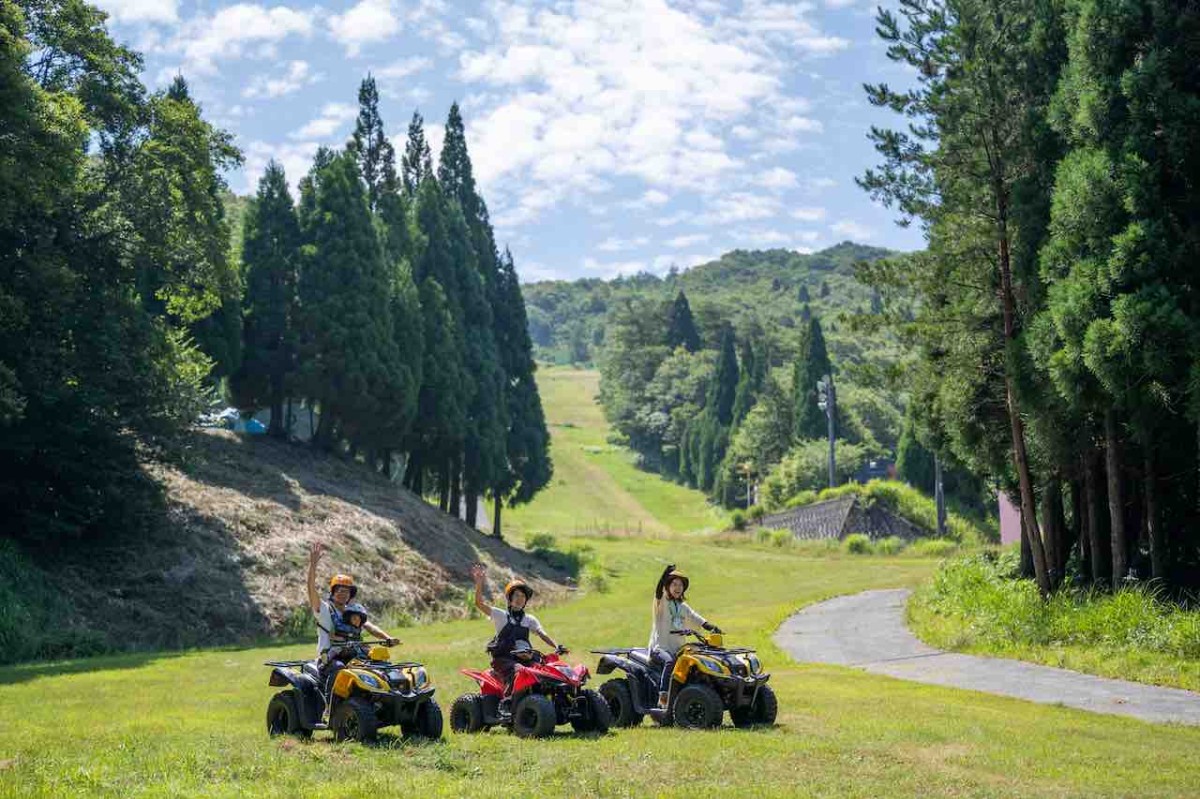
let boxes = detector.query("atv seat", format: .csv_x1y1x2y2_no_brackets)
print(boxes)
302,661,323,683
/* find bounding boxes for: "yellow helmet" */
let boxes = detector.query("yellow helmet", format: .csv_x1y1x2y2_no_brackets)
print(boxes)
504,578,534,602
329,573,358,598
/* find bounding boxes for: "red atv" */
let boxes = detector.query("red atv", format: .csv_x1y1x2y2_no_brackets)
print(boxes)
450,646,611,738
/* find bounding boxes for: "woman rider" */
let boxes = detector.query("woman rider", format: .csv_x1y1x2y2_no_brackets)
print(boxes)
307,542,400,697
649,564,722,708
471,563,567,702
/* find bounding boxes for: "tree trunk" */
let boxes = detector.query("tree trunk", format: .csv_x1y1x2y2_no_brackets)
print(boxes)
466,491,479,528
1144,445,1165,582
1040,484,1059,590
1050,479,1068,581
1019,511,1034,578
995,187,1051,596
1084,447,1110,585
438,460,451,513
449,459,462,520
268,394,285,438
313,406,336,451
493,496,503,540
1071,477,1086,583
1105,408,1128,587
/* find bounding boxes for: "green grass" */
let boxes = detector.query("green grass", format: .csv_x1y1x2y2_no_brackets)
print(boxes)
909,552,1200,692
2,540,1199,797
505,367,727,537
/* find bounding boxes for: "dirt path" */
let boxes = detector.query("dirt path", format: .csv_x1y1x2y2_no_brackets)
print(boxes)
775,588,1200,725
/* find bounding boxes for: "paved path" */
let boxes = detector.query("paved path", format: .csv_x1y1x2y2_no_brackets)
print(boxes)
774,588,1200,725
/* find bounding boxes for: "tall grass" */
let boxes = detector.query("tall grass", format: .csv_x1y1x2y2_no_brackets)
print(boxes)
910,553,1200,689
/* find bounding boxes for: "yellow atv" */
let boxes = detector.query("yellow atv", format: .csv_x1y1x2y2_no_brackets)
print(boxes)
265,641,442,743
593,628,776,729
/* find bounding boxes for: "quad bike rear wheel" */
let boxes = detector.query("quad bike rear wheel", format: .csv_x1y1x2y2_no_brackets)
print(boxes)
512,694,557,738
331,697,379,743
731,684,778,728
450,693,486,734
673,684,723,730
403,698,444,739
600,679,644,728
266,690,311,739
570,689,613,734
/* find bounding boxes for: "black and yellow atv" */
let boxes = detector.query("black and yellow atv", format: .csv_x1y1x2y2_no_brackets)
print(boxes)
264,641,443,743
592,628,776,730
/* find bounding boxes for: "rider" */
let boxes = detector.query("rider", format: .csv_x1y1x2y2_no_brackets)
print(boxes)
649,564,722,709
471,563,567,702
307,542,400,697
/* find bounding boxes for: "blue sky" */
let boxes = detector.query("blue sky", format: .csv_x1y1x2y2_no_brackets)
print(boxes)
95,0,924,282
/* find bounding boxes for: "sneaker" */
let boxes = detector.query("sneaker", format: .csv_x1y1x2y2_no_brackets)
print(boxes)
657,691,669,709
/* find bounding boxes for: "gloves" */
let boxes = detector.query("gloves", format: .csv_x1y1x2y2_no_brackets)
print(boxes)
702,622,723,634
655,563,676,599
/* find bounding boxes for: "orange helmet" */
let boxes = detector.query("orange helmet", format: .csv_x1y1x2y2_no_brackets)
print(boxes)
504,578,534,602
329,574,358,598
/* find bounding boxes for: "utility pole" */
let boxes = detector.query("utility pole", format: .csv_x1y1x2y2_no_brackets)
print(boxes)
816,373,837,489
934,453,946,536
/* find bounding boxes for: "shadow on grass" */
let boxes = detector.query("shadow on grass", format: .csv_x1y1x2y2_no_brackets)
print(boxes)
0,649,185,687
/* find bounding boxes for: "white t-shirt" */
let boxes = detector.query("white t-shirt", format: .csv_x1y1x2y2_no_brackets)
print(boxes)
489,606,543,636
315,601,335,657
649,599,708,656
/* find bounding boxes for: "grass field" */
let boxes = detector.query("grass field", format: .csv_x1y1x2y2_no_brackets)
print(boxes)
505,367,727,537
2,368,1199,797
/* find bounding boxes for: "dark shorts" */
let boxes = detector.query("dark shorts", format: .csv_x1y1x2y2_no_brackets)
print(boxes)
491,656,517,690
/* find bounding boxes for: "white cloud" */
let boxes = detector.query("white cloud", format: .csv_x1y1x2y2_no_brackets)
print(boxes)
695,192,781,225
831,220,876,240
95,0,179,23
666,233,710,248
376,56,433,81
781,115,824,133
165,4,315,75
791,206,827,222
597,236,650,252
808,177,838,191
581,256,647,279
754,167,799,190
290,102,357,140
242,60,316,99
242,140,321,195
456,0,841,227
641,189,670,206
330,0,402,56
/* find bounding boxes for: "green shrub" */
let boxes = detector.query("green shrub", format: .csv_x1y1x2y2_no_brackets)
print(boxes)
526,533,594,578
730,510,747,531
754,528,773,544
874,536,906,556
747,504,766,522
843,534,872,554
906,539,959,559
582,560,610,593
769,529,794,548
525,532,558,551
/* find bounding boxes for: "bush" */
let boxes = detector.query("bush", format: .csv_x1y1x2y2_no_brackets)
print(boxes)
759,439,870,510
581,560,610,593
769,529,793,548
526,533,594,578
906,539,959,559
730,510,747,531
843,534,872,554
525,532,558,551
875,536,906,556
747,504,766,522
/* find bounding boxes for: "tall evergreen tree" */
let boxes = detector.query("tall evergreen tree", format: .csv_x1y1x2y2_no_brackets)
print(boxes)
709,323,739,427
349,74,396,213
296,152,401,450
792,314,832,440
231,161,300,436
402,111,433,198
666,291,702,352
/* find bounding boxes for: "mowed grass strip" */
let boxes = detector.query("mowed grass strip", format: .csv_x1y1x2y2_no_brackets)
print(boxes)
1,539,1199,798
505,367,727,537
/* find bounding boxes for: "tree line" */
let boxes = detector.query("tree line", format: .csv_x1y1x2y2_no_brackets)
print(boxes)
859,0,1200,593
0,0,550,545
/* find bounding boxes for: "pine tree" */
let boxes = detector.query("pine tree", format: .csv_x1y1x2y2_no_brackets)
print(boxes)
709,323,739,427
232,161,300,436
348,75,397,213
402,111,434,198
792,314,832,440
665,291,702,352
296,152,401,450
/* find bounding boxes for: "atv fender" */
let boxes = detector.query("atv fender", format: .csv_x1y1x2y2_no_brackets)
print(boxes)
596,654,652,680
460,667,506,697
268,668,324,728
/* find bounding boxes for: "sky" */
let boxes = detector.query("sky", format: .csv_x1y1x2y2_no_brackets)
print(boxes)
95,0,925,282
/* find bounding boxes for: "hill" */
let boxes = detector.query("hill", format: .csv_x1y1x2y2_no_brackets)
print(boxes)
524,242,902,371
7,430,568,662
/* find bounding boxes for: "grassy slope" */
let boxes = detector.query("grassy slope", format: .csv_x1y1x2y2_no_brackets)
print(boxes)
2,369,1198,796
505,367,727,537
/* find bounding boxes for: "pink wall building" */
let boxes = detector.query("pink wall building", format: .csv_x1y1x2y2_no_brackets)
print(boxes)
999,492,1022,545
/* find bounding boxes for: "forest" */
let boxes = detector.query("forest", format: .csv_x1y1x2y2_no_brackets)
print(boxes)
0,0,550,546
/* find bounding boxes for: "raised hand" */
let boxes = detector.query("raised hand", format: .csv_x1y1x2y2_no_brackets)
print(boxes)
470,562,487,586
309,541,324,566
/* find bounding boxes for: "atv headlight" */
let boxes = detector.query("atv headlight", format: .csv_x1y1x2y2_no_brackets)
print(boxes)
359,673,382,689
747,654,761,674
387,670,410,687
412,667,428,688
697,657,728,675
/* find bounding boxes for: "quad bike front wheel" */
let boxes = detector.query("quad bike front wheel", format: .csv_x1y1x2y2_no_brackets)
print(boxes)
570,689,613,734
331,697,379,743
731,684,778,728
266,690,312,739
600,679,644,728
512,694,557,738
450,693,486,734
673,684,723,730
403,698,444,739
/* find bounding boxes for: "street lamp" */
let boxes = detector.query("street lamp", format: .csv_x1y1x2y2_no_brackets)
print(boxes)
816,374,836,489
